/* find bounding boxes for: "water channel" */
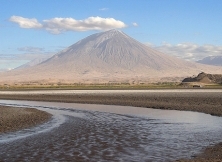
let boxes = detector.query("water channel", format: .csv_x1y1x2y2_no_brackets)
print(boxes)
0,100,222,161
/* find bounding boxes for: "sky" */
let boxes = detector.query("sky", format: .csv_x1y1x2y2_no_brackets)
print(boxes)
1,0,222,71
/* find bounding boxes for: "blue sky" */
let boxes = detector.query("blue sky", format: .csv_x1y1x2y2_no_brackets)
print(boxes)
1,0,222,70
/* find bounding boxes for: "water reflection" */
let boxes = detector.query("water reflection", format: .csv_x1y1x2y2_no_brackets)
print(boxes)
0,100,222,161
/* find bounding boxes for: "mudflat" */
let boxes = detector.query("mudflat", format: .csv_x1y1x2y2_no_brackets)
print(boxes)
0,90,221,116
0,106,52,134
0,90,222,161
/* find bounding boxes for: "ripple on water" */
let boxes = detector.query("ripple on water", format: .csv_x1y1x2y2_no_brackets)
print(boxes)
0,101,222,161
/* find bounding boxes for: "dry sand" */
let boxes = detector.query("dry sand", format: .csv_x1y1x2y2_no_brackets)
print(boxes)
0,90,222,161
0,106,52,134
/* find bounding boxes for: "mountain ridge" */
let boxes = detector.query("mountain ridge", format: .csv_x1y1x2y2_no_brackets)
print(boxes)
197,56,222,66
38,29,196,72
1,29,222,84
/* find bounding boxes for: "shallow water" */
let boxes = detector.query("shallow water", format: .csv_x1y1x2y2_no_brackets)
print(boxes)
0,100,222,161
0,89,222,95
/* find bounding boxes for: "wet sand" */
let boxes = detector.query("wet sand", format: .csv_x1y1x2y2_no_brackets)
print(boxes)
176,143,222,162
0,90,222,161
0,106,52,134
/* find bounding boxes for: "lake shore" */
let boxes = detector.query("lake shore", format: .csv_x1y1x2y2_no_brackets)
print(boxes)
0,90,222,161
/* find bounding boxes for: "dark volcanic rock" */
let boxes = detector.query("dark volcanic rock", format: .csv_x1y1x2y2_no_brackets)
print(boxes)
182,72,222,84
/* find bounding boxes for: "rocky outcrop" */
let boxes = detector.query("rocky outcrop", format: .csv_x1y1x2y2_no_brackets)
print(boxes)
182,72,222,84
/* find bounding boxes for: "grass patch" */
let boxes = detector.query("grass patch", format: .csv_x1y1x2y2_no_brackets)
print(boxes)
0,82,182,90
1,82,221,90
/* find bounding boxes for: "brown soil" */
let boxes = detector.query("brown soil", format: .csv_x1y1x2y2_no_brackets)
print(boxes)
0,106,52,134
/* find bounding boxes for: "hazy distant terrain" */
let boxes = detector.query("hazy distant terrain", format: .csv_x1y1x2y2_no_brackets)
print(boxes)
197,56,222,66
16,55,52,70
0,30,222,85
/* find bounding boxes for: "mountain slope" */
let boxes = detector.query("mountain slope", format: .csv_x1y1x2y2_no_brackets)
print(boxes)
16,55,52,69
1,29,222,84
197,56,222,66
43,30,189,71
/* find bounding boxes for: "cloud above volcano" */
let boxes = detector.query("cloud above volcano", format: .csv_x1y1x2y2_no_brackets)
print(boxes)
9,16,127,34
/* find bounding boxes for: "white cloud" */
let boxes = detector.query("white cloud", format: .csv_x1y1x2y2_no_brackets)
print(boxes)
17,46,44,53
17,53,53,60
9,16,127,34
43,17,127,34
9,16,42,28
146,42,222,61
132,22,138,27
99,8,108,11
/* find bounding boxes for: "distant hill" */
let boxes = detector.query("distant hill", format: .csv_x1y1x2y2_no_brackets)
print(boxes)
1,29,222,85
16,55,52,69
197,56,222,66
182,72,222,84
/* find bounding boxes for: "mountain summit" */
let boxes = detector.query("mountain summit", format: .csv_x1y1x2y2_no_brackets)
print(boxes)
1,29,222,84
34,29,200,74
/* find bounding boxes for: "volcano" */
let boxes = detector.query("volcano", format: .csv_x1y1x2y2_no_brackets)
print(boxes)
1,29,222,84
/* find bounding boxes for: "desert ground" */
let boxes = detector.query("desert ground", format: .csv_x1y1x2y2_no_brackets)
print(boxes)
0,89,222,161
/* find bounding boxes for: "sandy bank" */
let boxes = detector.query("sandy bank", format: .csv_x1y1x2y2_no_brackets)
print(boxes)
0,106,52,134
